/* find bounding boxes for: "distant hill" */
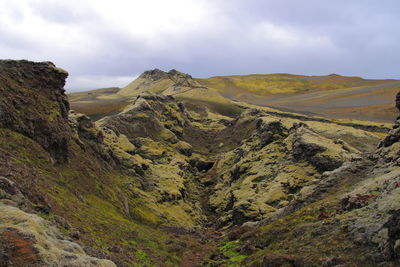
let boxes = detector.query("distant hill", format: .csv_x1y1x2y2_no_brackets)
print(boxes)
68,87,121,102
68,87,132,120
196,73,400,122
69,71,400,122
69,69,243,120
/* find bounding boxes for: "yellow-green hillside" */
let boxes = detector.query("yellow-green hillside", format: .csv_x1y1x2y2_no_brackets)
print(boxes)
69,69,244,120
196,73,396,96
196,73,400,122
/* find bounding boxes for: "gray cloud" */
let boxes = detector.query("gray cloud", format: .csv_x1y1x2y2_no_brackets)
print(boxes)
0,0,399,90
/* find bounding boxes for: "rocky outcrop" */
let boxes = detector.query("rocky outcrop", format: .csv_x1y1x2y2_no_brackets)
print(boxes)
118,69,204,97
207,111,365,227
378,117,400,149
291,125,359,172
0,60,71,163
140,69,170,81
140,69,197,88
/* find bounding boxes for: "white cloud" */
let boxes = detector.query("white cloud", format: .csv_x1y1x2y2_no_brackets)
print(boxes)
0,0,225,87
0,0,101,62
91,0,213,43
0,0,219,53
250,22,334,49
0,0,399,89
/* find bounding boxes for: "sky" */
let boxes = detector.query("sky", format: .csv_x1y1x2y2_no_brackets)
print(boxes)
0,0,399,91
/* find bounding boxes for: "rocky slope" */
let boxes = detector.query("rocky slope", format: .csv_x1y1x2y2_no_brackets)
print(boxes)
229,116,400,266
1,60,400,266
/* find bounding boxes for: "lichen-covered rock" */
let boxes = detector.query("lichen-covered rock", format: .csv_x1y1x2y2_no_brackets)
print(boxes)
174,141,193,156
96,93,211,228
208,115,362,227
291,125,359,172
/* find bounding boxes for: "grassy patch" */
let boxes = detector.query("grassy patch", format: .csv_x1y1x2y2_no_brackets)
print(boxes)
217,240,247,265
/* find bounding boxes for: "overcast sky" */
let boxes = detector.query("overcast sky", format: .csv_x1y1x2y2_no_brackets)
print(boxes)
1,0,399,91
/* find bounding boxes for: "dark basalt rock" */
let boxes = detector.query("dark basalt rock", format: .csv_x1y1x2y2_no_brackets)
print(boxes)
139,68,193,82
232,208,253,226
189,159,214,173
378,118,400,148
257,120,288,149
0,60,71,163
377,93,400,148
140,68,169,80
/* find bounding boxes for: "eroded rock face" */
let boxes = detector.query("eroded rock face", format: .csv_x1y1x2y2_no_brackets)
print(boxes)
0,60,71,163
